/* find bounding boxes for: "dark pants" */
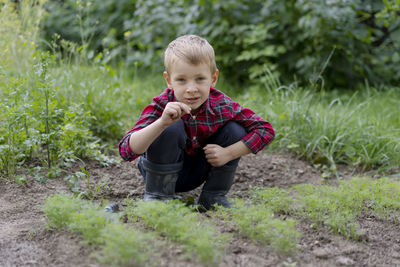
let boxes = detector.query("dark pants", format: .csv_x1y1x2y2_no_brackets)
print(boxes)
138,120,246,192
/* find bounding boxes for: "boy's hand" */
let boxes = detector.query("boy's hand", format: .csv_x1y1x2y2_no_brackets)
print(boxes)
203,144,232,167
161,102,191,127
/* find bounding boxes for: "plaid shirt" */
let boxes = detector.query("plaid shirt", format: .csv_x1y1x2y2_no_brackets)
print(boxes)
119,88,275,161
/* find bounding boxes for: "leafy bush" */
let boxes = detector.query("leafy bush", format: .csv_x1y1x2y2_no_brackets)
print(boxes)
41,0,400,88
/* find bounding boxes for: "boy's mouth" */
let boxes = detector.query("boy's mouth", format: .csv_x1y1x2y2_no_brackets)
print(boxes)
185,97,200,104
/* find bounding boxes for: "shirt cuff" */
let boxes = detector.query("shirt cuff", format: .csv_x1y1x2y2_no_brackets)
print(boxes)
119,132,141,161
241,132,266,154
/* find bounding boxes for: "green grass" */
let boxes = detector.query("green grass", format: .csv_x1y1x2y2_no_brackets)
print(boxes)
234,77,400,174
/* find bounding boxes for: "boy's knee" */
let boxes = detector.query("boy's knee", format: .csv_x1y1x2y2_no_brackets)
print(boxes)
150,120,186,149
147,120,186,164
214,121,246,147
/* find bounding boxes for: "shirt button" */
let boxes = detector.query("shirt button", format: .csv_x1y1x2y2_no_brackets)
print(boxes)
192,116,196,119
193,136,197,141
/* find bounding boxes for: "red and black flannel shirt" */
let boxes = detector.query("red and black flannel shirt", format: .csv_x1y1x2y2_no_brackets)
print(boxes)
119,87,275,161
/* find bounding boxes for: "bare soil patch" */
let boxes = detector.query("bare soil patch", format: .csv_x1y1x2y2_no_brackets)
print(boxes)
1,152,400,266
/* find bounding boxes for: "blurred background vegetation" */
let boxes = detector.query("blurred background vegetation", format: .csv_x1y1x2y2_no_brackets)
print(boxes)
40,0,400,89
1,0,399,180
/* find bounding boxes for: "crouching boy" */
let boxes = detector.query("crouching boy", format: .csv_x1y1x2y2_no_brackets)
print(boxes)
119,35,275,210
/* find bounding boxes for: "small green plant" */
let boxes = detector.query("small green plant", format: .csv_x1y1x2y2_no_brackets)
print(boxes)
292,177,400,239
215,199,300,255
251,186,294,214
98,223,161,267
66,168,103,200
69,208,109,245
127,200,229,265
43,193,162,266
43,193,83,229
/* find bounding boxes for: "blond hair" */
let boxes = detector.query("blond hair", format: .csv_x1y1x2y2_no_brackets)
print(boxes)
164,35,217,75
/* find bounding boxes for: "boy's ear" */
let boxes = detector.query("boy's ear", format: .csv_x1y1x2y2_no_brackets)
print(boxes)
211,69,219,87
163,71,172,88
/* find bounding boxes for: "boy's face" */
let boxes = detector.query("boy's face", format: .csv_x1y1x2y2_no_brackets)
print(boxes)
164,60,218,112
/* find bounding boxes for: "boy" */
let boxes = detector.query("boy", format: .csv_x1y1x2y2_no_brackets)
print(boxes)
119,35,275,210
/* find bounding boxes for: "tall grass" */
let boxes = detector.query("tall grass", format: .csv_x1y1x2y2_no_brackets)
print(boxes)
235,71,400,174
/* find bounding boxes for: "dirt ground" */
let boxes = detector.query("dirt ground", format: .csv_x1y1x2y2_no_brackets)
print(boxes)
1,152,400,267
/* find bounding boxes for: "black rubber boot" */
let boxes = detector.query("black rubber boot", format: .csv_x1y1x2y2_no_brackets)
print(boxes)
198,164,237,211
140,157,183,201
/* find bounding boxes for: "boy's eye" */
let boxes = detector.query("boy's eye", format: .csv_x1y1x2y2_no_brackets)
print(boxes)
196,77,205,81
176,78,185,82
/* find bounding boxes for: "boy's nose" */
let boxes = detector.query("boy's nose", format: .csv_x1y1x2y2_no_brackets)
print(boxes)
186,84,197,92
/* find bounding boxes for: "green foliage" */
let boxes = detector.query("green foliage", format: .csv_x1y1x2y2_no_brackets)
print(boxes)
69,208,109,245
44,178,400,265
49,64,162,141
43,193,83,229
293,183,362,239
0,51,102,179
41,0,400,88
251,187,294,214
99,224,161,267
0,2,108,180
215,199,300,255
127,200,228,265
64,168,106,199
43,193,160,266
247,177,400,242
41,0,138,65
236,75,400,173
293,177,400,239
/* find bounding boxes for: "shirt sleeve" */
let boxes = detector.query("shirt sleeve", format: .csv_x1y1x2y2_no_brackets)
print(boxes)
118,97,165,161
231,101,275,154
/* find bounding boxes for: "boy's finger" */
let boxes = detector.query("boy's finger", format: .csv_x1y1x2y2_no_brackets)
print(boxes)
178,102,191,114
